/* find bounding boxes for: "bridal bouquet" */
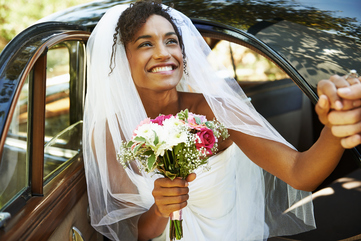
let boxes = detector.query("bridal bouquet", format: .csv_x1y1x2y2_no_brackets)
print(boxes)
117,109,229,240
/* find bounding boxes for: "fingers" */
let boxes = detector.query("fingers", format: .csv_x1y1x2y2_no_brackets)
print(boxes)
338,84,361,100
330,74,351,88
331,122,361,137
152,177,191,217
318,75,361,148
328,108,361,148
315,95,331,126
340,134,361,149
186,173,196,182
346,77,360,85
154,177,189,188
328,108,361,125
153,183,189,196
317,78,344,110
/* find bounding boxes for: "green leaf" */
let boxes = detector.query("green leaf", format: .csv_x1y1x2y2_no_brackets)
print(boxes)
126,141,134,148
184,109,189,120
153,130,159,145
134,136,146,143
165,171,177,180
205,121,213,129
177,109,189,122
147,154,156,170
174,143,183,156
143,150,154,156
194,116,201,125
133,143,141,153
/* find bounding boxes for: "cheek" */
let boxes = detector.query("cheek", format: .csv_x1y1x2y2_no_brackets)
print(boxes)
127,55,145,85
126,49,142,73
172,47,184,67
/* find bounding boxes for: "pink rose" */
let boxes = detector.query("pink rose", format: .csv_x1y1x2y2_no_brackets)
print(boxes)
151,114,173,125
187,116,197,125
195,128,216,155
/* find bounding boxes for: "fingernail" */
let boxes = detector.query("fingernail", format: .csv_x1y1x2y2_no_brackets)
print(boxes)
335,100,343,110
338,87,351,94
185,181,189,187
319,96,326,107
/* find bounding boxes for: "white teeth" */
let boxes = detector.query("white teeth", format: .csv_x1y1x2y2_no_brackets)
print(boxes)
151,66,173,72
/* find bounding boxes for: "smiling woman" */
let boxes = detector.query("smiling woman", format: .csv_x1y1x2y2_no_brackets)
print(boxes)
125,15,184,98
83,2,332,241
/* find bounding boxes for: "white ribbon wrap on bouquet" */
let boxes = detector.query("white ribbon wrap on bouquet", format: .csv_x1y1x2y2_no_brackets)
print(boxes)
171,210,183,221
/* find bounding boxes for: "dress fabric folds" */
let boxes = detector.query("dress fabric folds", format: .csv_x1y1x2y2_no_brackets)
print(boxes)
153,143,266,241
150,143,314,241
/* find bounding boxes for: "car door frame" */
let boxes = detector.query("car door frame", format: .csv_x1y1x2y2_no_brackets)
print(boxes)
0,22,90,241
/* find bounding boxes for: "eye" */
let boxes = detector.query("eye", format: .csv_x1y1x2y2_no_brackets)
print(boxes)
138,42,152,48
166,38,178,45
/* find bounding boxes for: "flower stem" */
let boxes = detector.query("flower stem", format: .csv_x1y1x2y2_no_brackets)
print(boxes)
170,220,183,240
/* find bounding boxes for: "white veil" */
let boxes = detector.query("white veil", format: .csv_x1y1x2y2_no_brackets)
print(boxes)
84,3,315,241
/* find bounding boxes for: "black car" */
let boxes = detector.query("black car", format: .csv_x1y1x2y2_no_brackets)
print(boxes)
0,0,360,240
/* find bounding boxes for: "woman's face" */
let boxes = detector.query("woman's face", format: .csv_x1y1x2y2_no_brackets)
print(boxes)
125,14,183,94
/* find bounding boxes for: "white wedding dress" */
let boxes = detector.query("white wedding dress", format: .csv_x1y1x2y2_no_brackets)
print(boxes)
150,143,270,241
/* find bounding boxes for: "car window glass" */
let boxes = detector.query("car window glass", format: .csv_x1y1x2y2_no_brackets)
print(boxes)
206,39,289,83
0,76,29,210
44,44,82,180
207,38,314,152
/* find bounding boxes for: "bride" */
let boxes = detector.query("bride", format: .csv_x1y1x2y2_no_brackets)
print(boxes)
83,1,353,240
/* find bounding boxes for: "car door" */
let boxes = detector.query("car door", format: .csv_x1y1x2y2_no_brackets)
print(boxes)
0,22,101,241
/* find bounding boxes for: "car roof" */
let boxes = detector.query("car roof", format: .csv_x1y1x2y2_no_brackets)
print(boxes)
38,0,360,43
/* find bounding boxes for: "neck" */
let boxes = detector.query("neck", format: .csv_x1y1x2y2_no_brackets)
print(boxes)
138,89,181,118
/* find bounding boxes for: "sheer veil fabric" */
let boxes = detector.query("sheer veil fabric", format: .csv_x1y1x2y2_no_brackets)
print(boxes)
84,3,316,241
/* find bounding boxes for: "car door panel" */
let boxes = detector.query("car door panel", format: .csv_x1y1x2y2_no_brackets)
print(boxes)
0,22,99,241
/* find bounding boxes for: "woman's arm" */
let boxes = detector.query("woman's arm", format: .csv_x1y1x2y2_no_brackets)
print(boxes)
137,204,169,241
229,126,344,192
188,90,344,192
228,79,348,192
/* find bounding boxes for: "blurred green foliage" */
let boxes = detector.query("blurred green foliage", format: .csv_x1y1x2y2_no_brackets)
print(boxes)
0,0,93,52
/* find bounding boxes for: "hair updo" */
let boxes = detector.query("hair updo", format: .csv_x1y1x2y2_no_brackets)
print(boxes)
110,0,186,73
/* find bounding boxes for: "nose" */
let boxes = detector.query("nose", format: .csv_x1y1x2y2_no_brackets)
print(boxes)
153,44,171,60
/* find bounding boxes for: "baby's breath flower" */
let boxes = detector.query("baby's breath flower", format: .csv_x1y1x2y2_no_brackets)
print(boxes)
117,109,229,180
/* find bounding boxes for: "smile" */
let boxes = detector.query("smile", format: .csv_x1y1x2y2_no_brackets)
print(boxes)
150,65,175,73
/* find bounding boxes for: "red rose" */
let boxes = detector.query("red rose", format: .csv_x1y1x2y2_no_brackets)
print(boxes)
151,114,173,125
196,128,216,154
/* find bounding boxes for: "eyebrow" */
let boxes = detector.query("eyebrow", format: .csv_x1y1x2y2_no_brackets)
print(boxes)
133,32,177,43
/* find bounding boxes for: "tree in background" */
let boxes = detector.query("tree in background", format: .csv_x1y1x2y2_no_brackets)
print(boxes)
0,0,93,52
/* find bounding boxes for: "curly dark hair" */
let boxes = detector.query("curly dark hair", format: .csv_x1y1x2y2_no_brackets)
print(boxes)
110,0,186,73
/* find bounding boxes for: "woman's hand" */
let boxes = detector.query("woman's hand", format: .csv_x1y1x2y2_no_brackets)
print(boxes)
316,75,361,148
315,75,350,128
152,173,196,218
